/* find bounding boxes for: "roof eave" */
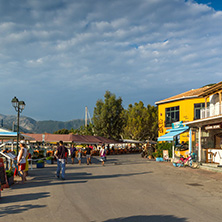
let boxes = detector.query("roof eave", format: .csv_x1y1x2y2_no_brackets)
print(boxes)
186,115,222,127
155,95,198,105
198,82,222,98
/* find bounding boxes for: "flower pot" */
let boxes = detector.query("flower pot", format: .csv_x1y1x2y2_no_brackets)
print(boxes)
36,162,45,168
46,159,54,164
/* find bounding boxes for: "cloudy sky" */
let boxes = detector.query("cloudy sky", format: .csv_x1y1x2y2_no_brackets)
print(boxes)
1,0,222,121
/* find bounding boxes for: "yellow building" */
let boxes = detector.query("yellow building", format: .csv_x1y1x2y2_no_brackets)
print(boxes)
155,86,210,144
186,81,222,163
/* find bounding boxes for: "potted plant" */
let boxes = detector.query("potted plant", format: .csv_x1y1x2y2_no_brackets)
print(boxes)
46,156,54,164
153,150,163,162
6,170,14,186
36,159,45,168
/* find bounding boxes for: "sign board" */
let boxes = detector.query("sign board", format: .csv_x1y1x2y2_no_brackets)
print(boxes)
0,158,6,185
163,150,169,159
205,124,222,130
172,121,183,129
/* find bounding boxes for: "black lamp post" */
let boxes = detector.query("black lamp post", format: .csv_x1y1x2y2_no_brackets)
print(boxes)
11,96,25,155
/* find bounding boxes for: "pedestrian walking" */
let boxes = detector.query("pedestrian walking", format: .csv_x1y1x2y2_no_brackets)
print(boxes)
89,145,93,164
85,144,92,165
100,144,106,166
17,140,28,183
55,141,68,180
24,149,30,179
77,148,82,165
70,144,77,164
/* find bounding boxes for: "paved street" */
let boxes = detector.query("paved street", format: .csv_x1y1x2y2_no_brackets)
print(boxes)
1,154,222,222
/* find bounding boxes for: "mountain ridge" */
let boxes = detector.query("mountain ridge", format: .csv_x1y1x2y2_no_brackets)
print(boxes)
0,114,85,133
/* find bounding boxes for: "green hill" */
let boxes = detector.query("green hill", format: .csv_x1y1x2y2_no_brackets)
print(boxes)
0,114,85,133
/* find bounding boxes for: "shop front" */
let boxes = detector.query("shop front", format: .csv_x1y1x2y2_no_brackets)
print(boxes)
157,121,189,158
187,116,222,164
186,81,222,164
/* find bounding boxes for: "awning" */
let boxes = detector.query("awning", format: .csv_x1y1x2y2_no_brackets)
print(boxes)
157,126,189,142
23,133,120,144
122,139,144,144
0,132,34,141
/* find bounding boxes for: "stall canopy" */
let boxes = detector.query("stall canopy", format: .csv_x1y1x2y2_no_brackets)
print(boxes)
0,131,34,141
157,126,189,142
24,133,120,144
122,139,144,144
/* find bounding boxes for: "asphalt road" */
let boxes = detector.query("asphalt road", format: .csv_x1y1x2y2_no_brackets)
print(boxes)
1,154,222,222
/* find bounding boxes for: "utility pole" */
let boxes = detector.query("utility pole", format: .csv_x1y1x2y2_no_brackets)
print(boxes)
11,96,26,155
12,121,15,132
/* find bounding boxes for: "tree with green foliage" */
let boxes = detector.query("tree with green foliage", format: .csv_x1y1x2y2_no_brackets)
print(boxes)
69,123,94,136
123,102,158,141
93,91,124,140
54,128,69,134
83,123,94,135
69,128,80,135
147,104,158,141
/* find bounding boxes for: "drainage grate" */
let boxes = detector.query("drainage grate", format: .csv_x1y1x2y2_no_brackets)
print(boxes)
186,183,203,187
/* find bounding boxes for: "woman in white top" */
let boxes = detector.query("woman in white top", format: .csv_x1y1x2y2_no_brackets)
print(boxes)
100,144,106,166
17,140,27,183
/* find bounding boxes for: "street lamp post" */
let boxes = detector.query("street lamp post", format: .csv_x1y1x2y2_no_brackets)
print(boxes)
11,96,25,155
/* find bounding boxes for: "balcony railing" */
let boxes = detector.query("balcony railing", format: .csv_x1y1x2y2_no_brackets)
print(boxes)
200,104,222,119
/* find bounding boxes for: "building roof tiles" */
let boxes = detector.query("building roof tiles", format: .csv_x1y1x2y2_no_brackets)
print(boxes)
198,81,222,97
155,86,210,105
24,133,119,144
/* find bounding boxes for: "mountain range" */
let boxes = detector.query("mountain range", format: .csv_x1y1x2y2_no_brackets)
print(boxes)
0,114,85,134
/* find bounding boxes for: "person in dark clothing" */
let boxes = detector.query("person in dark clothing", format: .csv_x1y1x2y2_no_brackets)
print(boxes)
70,144,77,164
55,141,68,180
89,145,93,164
85,144,92,165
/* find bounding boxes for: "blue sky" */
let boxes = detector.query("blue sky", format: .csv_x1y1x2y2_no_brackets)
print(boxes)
0,0,222,121
195,0,222,10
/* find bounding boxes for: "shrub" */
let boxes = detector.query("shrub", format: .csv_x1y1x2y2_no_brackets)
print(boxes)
6,170,14,178
153,142,173,158
37,159,44,163
46,156,54,160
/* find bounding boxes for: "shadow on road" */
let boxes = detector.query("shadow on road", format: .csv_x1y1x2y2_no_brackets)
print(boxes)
0,204,46,218
11,165,88,190
11,160,152,190
104,215,188,222
12,178,88,190
68,155,148,166
68,157,121,166
0,192,49,218
65,171,153,181
0,192,50,204
13,171,151,190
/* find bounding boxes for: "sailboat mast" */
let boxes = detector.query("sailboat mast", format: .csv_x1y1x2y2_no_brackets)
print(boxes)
85,106,88,127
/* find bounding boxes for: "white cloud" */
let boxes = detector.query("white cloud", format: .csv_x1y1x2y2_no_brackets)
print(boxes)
0,0,222,120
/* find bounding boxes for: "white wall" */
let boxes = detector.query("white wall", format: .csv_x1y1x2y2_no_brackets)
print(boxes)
209,94,220,116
